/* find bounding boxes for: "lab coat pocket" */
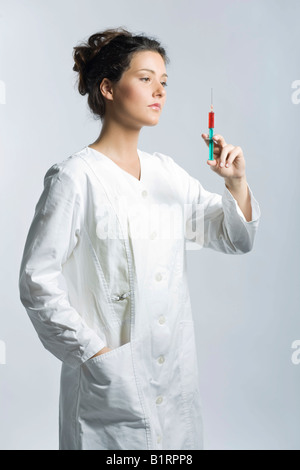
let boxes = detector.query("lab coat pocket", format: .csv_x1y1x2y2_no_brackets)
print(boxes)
77,341,148,450
178,321,199,403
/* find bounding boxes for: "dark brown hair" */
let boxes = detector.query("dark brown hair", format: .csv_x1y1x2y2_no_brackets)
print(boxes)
73,27,170,120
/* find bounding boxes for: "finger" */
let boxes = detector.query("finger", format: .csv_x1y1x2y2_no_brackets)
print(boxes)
213,135,227,147
213,146,221,156
224,146,241,168
202,134,220,147
219,144,234,167
201,134,209,147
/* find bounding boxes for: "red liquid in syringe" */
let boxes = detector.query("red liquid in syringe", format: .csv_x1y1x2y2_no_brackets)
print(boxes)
208,105,214,128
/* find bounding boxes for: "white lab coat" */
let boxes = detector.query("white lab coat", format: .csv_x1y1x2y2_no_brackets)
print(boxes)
19,146,261,450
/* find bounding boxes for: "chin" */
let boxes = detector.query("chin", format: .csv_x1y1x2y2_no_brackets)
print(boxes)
145,115,161,126
144,121,159,128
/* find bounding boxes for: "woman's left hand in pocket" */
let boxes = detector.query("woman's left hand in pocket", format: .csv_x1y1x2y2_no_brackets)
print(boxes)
90,346,112,359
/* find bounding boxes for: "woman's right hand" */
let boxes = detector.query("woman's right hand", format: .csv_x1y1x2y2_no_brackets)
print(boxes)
90,346,112,359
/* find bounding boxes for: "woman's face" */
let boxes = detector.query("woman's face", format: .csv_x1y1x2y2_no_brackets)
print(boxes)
103,50,168,128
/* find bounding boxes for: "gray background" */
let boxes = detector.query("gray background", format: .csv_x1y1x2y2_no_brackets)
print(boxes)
0,0,299,450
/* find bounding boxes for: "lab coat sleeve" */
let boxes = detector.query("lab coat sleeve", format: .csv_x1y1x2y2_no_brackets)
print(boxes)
18,163,106,368
185,173,261,254
162,153,261,254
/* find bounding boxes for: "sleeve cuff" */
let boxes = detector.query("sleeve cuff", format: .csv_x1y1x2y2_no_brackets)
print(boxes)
223,183,261,224
65,334,107,368
80,335,107,364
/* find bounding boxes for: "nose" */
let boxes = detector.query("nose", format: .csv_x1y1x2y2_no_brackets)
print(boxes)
153,81,166,98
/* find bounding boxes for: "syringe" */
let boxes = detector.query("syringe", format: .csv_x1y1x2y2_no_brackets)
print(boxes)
208,88,214,161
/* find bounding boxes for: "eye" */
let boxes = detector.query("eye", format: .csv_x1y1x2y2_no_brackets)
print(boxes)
140,77,168,88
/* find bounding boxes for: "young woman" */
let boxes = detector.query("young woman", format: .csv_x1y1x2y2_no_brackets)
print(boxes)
19,27,261,450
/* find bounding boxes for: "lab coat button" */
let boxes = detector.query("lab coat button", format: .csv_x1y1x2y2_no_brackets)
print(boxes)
157,435,162,444
156,396,163,405
155,272,162,281
150,231,157,240
158,316,166,325
158,355,165,364
141,190,148,198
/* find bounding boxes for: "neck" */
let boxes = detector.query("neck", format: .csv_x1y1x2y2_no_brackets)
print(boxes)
90,117,141,163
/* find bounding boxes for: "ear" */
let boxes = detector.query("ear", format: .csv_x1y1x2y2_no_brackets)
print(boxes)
99,78,114,102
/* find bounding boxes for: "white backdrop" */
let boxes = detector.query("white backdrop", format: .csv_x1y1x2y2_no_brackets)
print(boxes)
0,0,299,450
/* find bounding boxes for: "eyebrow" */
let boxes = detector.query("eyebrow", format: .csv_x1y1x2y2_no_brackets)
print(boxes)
136,68,168,78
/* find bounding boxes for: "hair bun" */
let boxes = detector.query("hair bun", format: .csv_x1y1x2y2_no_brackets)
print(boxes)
73,28,131,95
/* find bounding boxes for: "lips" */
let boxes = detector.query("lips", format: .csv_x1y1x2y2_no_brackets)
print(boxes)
148,103,161,109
